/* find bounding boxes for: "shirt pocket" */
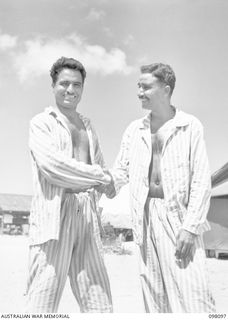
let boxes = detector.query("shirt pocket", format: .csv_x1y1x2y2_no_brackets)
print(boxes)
163,156,190,194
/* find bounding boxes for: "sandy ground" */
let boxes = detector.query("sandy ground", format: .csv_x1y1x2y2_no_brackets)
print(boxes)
0,235,227,313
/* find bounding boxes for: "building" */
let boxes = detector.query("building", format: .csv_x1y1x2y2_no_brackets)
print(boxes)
211,162,228,188
204,181,228,258
0,193,32,235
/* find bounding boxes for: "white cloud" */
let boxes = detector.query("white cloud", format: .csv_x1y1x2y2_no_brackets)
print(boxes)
86,8,106,21
0,32,17,50
12,34,134,82
137,55,150,65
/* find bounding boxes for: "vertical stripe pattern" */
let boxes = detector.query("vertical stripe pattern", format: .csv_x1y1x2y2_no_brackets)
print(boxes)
111,108,211,245
26,192,113,313
29,106,109,245
138,198,215,313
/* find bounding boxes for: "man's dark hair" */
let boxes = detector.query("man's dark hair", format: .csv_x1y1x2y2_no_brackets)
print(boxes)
140,63,176,96
50,56,86,85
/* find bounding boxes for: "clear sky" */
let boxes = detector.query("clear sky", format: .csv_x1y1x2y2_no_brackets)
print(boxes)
0,0,227,195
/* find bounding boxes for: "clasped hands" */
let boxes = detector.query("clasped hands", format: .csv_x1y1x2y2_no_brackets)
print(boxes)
95,169,116,199
175,229,197,261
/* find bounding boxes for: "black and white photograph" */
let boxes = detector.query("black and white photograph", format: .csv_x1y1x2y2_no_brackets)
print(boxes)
0,0,228,317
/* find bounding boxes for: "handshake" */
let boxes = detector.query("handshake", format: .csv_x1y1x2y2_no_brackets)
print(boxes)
95,169,116,199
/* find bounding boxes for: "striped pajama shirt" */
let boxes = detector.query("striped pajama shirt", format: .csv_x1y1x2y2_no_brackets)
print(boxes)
27,106,112,312
111,107,216,313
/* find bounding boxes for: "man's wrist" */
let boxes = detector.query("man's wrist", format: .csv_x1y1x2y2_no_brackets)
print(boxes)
181,228,197,238
104,172,112,184
104,170,114,183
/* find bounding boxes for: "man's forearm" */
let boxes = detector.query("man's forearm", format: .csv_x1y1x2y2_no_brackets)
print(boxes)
29,120,111,189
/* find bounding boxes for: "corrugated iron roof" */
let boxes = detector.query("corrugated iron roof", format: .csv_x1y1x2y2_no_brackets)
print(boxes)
0,193,32,212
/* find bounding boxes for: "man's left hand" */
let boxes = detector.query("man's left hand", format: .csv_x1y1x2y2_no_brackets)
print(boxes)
94,170,116,198
175,229,196,261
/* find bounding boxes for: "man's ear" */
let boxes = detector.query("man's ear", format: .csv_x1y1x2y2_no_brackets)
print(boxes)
164,85,171,97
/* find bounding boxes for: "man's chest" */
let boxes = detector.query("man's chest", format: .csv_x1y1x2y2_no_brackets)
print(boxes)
128,127,191,169
51,116,92,163
68,124,89,147
67,122,91,163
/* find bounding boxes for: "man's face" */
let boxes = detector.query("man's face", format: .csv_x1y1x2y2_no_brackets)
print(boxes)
137,73,168,111
53,68,83,111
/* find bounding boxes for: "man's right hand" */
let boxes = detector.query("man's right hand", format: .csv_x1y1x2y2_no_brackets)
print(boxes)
94,184,116,198
95,170,116,198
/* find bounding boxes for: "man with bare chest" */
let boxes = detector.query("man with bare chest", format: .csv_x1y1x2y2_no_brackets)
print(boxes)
148,133,164,199
105,63,215,312
64,114,91,163
26,57,113,313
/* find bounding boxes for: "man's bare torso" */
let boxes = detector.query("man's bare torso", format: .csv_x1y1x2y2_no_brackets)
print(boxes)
148,133,164,198
65,114,91,164
147,110,176,198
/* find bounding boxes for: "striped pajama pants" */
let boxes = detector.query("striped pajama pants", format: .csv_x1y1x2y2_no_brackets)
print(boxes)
26,192,113,313
138,198,216,313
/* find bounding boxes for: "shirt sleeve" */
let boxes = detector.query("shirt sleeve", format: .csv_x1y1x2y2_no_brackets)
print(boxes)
182,120,211,234
89,123,108,201
91,123,106,170
29,115,111,189
110,125,131,194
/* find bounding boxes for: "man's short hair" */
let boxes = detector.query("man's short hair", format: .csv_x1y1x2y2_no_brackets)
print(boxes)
140,63,176,96
50,57,86,85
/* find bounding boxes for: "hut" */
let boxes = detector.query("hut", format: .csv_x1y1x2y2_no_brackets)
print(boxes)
0,193,32,235
99,184,133,240
204,179,228,258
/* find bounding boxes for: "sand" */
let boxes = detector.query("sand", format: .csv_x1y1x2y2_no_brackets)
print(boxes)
0,235,227,313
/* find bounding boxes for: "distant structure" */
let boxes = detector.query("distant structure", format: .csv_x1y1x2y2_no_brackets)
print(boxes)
0,193,32,235
204,169,228,258
204,192,228,258
211,162,228,188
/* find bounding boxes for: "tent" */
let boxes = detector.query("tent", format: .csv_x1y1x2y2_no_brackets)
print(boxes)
99,184,132,229
211,162,228,188
203,181,228,257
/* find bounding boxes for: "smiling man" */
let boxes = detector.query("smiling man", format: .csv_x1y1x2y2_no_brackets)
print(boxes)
26,57,113,313
105,63,216,312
